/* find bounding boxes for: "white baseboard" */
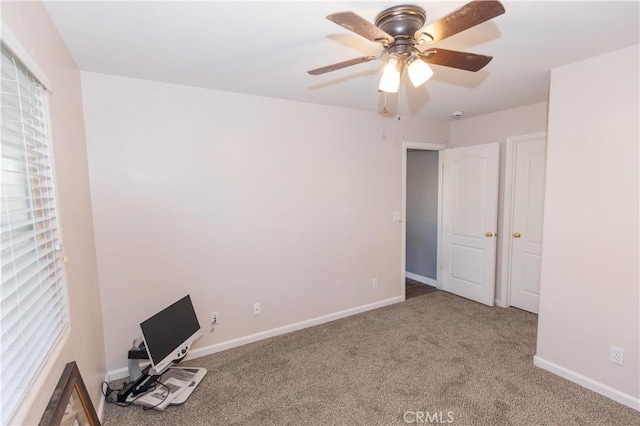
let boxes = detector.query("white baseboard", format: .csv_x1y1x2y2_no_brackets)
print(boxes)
405,271,437,287
108,296,403,380
108,367,131,381
533,355,640,411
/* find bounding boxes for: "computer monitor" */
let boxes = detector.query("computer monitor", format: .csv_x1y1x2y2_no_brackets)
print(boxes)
140,295,202,375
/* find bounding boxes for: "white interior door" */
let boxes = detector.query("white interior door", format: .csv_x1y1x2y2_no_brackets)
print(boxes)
509,136,546,313
441,143,499,306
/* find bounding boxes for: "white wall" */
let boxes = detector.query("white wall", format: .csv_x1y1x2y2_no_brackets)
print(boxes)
2,3,106,424
406,150,439,280
449,102,549,148
81,72,449,373
535,45,639,408
449,102,549,304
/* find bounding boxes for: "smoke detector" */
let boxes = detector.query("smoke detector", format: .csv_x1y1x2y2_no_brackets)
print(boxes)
451,110,464,119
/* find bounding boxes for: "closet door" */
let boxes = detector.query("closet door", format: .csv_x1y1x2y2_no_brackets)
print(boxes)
509,135,546,313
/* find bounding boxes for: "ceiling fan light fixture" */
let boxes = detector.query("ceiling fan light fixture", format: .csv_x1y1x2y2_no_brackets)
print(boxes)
379,54,403,93
407,55,434,88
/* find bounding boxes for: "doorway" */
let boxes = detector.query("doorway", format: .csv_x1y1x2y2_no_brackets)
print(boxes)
401,141,500,305
401,142,446,300
405,149,439,298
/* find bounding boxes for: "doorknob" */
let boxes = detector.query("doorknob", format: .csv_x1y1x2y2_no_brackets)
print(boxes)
513,232,522,238
485,232,493,237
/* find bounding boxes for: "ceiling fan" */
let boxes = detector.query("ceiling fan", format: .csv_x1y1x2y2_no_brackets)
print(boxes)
308,0,506,93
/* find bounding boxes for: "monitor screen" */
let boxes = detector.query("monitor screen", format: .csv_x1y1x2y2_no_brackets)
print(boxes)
140,295,202,375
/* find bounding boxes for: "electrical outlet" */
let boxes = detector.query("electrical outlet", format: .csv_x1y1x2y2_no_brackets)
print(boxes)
211,311,219,325
253,303,261,316
610,346,624,365
372,278,379,288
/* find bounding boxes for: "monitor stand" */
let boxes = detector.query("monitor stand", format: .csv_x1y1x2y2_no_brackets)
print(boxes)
121,338,207,406
161,366,207,405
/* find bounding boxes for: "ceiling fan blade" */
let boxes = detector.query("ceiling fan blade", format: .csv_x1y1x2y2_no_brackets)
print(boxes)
415,0,505,42
308,56,378,75
419,48,493,72
326,12,394,44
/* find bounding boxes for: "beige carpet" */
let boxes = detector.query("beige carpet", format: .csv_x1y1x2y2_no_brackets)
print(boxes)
103,291,640,425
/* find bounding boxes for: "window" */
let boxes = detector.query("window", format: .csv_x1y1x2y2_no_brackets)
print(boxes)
1,44,68,424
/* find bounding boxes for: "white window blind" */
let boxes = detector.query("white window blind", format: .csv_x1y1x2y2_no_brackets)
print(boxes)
1,45,68,424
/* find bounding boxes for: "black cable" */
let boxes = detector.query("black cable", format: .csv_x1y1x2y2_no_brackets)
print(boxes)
141,380,170,411
102,378,158,407
102,380,133,407
102,372,170,410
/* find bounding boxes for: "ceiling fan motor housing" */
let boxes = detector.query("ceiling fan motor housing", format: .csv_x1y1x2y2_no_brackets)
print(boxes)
375,5,426,56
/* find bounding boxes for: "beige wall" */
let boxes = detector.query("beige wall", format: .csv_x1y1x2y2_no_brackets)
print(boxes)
1,2,106,424
536,45,639,404
449,102,549,303
80,71,449,373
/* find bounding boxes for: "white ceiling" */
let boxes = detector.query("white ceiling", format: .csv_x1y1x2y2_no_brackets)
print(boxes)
44,1,639,121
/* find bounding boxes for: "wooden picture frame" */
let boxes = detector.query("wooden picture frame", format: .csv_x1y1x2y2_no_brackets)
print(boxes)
40,361,100,426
